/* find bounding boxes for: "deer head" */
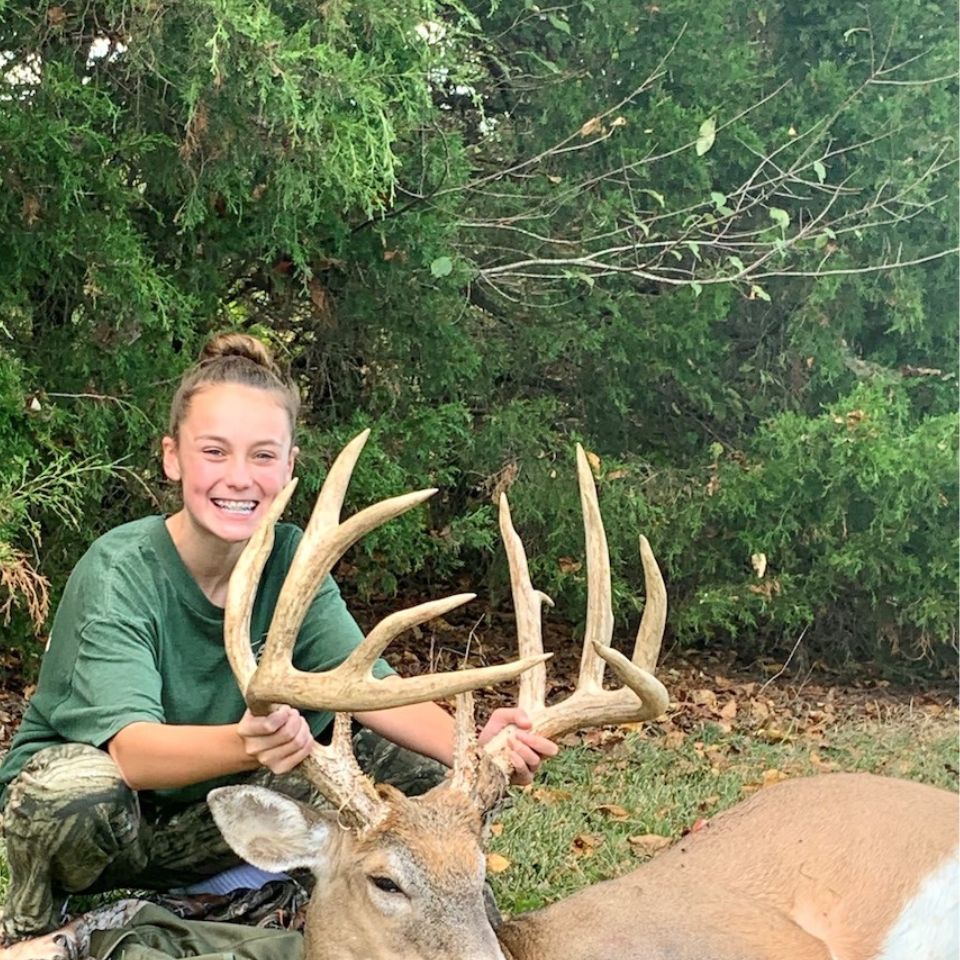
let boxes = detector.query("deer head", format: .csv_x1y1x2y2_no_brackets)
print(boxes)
208,433,668,960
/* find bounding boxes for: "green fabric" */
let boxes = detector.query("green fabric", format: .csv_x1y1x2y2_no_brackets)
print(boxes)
89,904,304,960
0,516,392,807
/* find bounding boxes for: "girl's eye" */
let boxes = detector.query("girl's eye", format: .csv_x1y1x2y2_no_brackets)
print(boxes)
369,875,403,895
254,451,277,461
203,448,224,457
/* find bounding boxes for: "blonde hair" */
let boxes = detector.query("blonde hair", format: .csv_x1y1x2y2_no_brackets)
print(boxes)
168,332,300,438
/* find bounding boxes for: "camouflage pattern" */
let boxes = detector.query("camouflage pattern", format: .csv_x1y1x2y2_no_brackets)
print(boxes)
0,728,446,943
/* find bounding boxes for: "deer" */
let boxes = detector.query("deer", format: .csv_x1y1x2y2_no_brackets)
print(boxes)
207,431,959,960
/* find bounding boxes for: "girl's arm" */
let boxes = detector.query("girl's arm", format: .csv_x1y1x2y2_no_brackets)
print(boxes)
107,705,313,790
355,702,557,784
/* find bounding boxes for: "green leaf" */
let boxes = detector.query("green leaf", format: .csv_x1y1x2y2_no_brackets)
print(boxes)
710,191,727,209
430,256,453,278
691,281,703,297
548,14,571,34
695,117,716,156
642,188,666,207
813,160,827,183
728,255,745,274
750,283,772,302
769,208,790,231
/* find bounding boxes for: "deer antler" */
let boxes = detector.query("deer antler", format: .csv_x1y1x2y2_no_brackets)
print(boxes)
452,444,669,806
223,429,549,827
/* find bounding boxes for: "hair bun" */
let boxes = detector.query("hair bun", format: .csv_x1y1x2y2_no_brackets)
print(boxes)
199,332,278,374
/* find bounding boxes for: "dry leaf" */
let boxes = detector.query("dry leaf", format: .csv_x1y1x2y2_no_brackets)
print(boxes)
532,787,573,805
761,769,789,787
486,853,511,873
585,450,602,475
758,725,792,743
22,195,40,226
557,557,582,574
692,689,718,711
595,803,631,821
579,116,603,137
571,833,603,858
627,834,671,856
751,552,767,578
606,468,629,480
489,822,504,837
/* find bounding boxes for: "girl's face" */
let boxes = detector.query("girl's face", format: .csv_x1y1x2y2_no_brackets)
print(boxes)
162,383,298,545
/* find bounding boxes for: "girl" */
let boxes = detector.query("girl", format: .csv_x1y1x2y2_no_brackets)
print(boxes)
0,333,555,944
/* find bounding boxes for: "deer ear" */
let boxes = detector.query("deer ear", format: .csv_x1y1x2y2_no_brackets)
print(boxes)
208,785,337,874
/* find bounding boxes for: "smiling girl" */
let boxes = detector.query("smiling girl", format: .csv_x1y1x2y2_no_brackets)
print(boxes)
0,333,555,944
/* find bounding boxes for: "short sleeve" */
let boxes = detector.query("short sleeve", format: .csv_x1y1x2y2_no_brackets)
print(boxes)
48,616,165,748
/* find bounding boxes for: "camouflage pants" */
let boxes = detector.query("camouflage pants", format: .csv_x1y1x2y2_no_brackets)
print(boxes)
0,728,446,942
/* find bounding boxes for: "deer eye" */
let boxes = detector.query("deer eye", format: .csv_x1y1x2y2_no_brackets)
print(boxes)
369,875,403,895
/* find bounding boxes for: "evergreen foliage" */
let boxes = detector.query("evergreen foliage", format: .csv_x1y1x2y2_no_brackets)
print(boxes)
1,0,956,678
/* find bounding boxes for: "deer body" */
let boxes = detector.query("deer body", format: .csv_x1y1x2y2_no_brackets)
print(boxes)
497,772,959,960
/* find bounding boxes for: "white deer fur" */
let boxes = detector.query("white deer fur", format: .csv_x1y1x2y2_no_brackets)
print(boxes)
208,771,959,960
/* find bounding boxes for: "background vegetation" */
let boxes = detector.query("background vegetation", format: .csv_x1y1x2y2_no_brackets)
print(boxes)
1,0,957,680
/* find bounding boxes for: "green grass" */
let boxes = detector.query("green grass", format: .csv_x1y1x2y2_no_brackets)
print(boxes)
0,714,955,921
487,715,958,914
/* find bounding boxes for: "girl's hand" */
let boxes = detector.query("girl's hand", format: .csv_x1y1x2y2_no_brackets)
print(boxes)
237,705,315,774
478,707,559,785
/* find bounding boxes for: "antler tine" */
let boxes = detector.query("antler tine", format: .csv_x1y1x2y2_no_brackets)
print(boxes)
448,691,480,794
498,494,554,715
302,713,387,828
472,446,670,796
256,429,433,683
223,477,299,698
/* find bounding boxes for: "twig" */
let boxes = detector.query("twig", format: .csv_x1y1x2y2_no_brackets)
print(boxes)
759,626,809,696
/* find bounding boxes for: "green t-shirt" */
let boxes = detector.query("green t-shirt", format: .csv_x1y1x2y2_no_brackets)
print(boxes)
0,516,391,807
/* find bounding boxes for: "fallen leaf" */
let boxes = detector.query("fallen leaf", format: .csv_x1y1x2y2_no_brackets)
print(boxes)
486,853,511,873
761,768,790,787
532,787,573,805
595,803,631,820
719,698,738,720
571,833,604,857
627,834,671,856
557,557,582,574
579,116,603,138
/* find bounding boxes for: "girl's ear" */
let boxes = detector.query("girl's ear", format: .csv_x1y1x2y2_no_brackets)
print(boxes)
287,444,300,479
161,436,181,482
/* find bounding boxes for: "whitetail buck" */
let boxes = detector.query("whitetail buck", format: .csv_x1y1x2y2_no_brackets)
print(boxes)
209,431,959,960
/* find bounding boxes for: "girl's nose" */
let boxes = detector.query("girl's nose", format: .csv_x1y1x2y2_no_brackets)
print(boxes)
225,457,253,488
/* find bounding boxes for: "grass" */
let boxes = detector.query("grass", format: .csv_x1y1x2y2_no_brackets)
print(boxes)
0,712,955,922
487,713,958,914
